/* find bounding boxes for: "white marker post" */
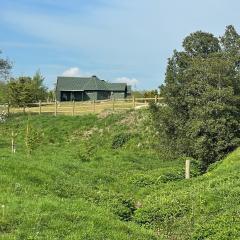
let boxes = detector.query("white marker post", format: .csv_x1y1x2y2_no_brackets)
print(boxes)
185,159,190,179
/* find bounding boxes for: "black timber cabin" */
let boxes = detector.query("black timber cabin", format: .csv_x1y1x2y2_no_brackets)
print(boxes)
56,75,131,102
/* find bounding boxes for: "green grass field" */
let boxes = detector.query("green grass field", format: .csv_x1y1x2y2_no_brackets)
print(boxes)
1,110,240,239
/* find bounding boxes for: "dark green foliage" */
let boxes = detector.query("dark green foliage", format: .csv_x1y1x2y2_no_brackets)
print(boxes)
0,81,7,103
0,50,11,81
32,70,48,101
112,196,136,221
0,51,12,103
8,72,48,108
220,25,240,53
183,31,220,57
8,77,37,108
144,89,159,98
112,132,131,149
152,25,240,169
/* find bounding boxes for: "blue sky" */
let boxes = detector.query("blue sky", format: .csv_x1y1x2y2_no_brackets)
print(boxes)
0,0,240,90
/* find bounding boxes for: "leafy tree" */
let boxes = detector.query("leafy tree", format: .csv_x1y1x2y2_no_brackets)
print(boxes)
183,31,220,57
0,81,7,103
47,90,56,102
220,25,240,53
32,70,48,101
0,50,12,81
151,26,240,169
131,91,144,98
8,77,36,110
0,51,12,102
8,71,48,109
143,90,159,98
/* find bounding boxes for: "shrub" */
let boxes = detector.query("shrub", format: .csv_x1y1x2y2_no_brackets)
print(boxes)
111,133,131,149
25,122,43,154
111,196,136,221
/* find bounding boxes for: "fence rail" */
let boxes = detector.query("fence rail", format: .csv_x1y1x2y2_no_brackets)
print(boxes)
0,97,164,116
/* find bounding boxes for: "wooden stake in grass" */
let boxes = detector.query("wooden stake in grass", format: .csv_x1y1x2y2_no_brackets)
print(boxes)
112,98,115,111
1,204,5,219
11,130,16,154
93,100,96,112
155,95,157,103
54,100,57,116
132,97,136,108
185,159,191,179
72,100,75,116
39,100,42,115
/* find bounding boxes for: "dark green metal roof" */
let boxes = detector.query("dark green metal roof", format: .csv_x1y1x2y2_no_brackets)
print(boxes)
56,76,127,92
107,83,126,91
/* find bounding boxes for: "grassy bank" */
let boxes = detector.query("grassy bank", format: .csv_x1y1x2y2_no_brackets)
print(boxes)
0,111,239,239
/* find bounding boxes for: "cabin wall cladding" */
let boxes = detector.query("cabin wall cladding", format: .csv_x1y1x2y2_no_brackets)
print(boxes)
86,92,98,101
97,91,110,100
111,92,125,99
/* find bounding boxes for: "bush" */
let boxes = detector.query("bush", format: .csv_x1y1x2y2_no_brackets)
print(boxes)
111,133,131,149
111,196,136,221
25,123,43,154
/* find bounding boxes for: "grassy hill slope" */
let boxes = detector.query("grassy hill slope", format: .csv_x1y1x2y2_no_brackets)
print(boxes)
0,111,240,239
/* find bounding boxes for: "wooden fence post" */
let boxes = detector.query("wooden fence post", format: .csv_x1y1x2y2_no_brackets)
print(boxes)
11,130,16,154
54,101,57,116
132,97,136,108
72,100,75,116
112,98,115,111
39,100,42,115
93,100,96,112
185,160,190,179
155,95,157,103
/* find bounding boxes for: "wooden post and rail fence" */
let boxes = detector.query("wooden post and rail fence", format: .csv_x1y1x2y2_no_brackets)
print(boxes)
0,96,163,116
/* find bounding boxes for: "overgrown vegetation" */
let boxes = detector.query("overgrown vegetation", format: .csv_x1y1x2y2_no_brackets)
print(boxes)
151,25,240,169
1,110,240,239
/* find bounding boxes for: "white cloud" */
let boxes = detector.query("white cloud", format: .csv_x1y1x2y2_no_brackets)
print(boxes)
115,77,139,86
62,67,89,77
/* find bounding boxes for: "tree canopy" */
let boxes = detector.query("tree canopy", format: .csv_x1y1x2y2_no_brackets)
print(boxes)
8,71,48,108
0,50,12,81
151,25,240,169
0,51,12,102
